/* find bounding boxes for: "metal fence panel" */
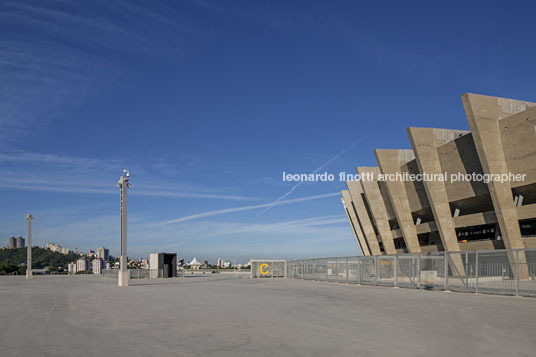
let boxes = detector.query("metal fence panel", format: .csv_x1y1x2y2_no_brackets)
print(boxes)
250,260,286,278
418,253,446,290
347,257,359,284
358,256,376,285
326,258,337,282
473,250,515,295
377,255,395,287
516,249,536,296
396,254,418,288
445,251,469,293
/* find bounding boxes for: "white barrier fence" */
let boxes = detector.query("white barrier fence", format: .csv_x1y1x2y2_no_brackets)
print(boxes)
101,269,163,279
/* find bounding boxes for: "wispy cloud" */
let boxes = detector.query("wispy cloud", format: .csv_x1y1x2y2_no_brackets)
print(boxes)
0,175,254,201
171,215,348,240
253,138,365,218
0,150,110,168
156,192,340,225
0,1,199,143
127,213,355,260
0,149,254,201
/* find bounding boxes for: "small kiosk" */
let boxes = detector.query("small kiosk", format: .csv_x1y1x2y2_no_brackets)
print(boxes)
150,253,177,278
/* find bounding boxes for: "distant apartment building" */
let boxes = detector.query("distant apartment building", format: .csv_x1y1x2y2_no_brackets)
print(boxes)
76,258,89,272
16,236,25,248
217,258,223,268
92,258,104,275
68,263,77,274
8,237,16,249
96,247,109,261
46,242,69,254
46,243,58,251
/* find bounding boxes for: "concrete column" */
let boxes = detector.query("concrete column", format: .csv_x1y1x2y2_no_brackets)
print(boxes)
117,171,131,287
346,180,382,255
375,149,422,253
341,190,370,256
407,128,466,275
356,167,397,255
462,93,535,279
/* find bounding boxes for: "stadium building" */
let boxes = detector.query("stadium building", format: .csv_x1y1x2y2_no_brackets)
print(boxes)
342,93,536,271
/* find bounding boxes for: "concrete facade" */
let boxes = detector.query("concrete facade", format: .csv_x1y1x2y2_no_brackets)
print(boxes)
343,94,536,266
76,258,89,272
16,237,25,249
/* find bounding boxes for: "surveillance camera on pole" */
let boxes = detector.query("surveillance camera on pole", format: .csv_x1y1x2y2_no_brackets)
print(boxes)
26,214,34,280
117,170,131,287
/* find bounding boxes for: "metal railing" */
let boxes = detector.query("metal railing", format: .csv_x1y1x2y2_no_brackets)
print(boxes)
101,269,163,279
287,248,536,297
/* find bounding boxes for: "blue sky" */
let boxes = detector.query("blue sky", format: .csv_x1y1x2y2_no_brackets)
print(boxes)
1,0,535,262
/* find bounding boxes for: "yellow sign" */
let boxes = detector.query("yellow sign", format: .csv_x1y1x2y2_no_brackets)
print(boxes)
259,263,269,275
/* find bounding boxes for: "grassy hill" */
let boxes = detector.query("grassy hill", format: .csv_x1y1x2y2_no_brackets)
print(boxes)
0,247,80,274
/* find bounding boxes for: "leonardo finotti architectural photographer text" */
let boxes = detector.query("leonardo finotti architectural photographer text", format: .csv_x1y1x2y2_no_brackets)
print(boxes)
282,171,527,184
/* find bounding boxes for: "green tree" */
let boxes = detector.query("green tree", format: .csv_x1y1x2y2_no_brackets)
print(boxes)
0,247,81,272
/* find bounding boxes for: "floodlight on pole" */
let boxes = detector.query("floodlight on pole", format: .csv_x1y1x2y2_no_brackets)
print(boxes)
26,214,34,280
117,170,131,287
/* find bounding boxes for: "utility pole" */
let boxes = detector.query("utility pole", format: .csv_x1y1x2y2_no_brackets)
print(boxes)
26,214,34,279
117,170,131,287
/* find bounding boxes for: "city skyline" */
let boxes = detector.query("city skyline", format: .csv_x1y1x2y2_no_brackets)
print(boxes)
1,1,535,261
2,238,250,266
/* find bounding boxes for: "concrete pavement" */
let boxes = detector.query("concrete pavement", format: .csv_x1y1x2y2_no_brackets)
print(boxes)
1,274,535,356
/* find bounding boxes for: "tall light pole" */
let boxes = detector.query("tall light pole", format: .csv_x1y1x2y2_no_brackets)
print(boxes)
117,170,131,287
26,214,34,280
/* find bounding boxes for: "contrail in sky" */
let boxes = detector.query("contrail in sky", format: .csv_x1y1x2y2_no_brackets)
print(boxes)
155,192,340,225
252,138,366,218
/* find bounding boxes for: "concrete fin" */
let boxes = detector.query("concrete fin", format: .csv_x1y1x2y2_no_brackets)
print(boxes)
341,191,370,256
462,93,531,278
374,149,422,253
356,167,397,255
346,180,382,255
